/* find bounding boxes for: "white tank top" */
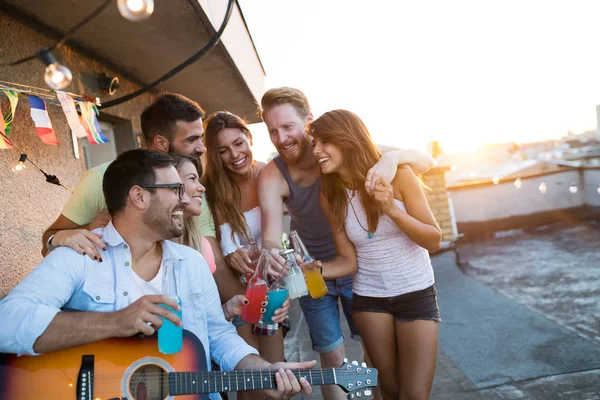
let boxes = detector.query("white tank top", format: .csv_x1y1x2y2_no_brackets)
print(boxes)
219,206,262,256
344,190,434,297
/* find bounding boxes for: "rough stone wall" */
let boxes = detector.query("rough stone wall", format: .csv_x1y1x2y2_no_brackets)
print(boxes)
0,13,155,297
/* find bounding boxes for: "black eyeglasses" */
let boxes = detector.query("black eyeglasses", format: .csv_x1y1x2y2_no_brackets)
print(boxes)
140,183,185,199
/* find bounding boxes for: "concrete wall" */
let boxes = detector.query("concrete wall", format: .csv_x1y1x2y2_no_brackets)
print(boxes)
449,170,585,223
0,13,155,297
448,168,600,238
584,168,600,206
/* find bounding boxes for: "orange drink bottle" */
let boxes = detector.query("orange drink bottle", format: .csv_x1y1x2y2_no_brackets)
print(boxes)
290,230,328,299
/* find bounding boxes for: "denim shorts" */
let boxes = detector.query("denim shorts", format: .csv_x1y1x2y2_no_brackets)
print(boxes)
299,275,361,354
351,284,441,323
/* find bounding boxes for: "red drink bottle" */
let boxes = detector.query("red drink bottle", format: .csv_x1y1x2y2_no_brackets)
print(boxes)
241,249,269,324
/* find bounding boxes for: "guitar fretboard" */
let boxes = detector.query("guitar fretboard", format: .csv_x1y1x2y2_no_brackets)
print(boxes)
169,369,335,395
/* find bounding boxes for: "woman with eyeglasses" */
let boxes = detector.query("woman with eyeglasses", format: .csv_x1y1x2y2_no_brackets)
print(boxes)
203,111,290,368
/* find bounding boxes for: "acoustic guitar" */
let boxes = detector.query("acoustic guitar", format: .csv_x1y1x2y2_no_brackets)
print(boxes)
0,329,377,399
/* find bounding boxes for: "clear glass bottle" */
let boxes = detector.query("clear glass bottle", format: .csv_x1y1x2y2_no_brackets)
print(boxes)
290,230,328,299
280,249,309,299
246,236,261,282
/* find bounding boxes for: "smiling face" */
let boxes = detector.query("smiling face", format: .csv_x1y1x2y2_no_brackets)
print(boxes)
312,136,345,175
142,166,189,240
216,127,253,176
177,160,205,218
263,103,313,165
169,118,206,158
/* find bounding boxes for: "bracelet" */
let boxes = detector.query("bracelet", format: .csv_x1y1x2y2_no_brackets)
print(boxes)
223,305,234,322
47,234,58,252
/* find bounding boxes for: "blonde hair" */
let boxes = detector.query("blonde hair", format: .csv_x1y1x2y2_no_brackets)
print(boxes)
258,87,311,121
169,154,204,256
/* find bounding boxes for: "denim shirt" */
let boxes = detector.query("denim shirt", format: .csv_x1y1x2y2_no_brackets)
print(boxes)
0,222,257,398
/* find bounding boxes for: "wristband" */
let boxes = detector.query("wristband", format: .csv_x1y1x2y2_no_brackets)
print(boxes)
47,234,58,252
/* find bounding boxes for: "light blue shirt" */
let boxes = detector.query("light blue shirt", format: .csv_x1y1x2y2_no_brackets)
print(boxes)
0,222,258,399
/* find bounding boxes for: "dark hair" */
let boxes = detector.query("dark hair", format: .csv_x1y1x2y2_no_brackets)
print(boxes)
171,153,203,178
141,93,206,145
103,149,174,216
310,109,382,232
203,111,254,243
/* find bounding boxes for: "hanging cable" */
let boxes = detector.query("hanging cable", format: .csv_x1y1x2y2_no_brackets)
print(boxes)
0,0,113,67
1,131,73,192
99,0,235,109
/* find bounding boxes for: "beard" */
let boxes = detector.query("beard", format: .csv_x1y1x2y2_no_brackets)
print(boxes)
279,135,312,165
143,197,184,240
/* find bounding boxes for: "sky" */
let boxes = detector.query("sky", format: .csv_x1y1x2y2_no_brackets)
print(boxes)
237,0,600,160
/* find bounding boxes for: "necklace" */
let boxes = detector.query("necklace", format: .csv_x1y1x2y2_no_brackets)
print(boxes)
346,190,373,239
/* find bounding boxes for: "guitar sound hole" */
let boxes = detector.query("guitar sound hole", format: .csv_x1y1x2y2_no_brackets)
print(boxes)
128,364,169,400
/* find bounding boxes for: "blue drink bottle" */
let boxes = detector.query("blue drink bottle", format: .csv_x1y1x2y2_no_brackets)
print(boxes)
158,296,183,354
262,262,289,324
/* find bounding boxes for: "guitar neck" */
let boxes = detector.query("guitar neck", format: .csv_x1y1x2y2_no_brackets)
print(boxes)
169,369,335,395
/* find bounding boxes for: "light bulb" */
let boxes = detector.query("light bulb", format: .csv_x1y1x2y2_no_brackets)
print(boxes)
12,154,27,173
39,50,72,90
569,184,578,194
117,0,154,21
514,178,522,189
492,176,499,185
538,182,547,194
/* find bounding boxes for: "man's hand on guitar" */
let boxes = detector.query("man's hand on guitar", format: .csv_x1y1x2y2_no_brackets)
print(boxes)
113,295,181,337
266,360,316,399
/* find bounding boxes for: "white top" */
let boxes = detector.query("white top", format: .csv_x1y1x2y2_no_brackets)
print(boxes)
345,190,434,297
219,206,262,256
128,263,165,304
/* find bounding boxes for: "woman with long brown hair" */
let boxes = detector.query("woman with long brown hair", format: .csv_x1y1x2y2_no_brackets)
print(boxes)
311,109,442,400
203,111,290,366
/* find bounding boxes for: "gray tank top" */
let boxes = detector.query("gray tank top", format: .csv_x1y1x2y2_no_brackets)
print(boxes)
273,156,336,262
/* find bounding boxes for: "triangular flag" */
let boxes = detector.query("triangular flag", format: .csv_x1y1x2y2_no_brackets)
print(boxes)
27,95,58,145
78,101,108,144
2,89,19,136
56,91,87,138
0,105,12,150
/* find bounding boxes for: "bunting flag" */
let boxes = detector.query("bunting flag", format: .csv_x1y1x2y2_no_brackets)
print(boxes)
56,91,88,138
78,100,108,144
27,95,58,145
0,105,12,150
2,89,19,136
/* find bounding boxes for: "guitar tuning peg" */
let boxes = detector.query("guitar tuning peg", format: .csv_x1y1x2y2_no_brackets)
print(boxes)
364,389,372,396
352,360,359,366
348,393,355,399
361,362,367,368
344,357,349,363
356,392,362,397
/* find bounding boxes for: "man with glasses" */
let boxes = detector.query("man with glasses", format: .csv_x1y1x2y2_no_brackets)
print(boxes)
41,93,245,304
0,149,314,400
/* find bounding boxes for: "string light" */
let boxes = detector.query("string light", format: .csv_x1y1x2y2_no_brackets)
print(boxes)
117,0,154,21
597,186,600,195
39,50,72,90
538,182,547,194
1,131,72,192
514,178,522,189
12,154,27,173
569,184,578,194
492,176,500,185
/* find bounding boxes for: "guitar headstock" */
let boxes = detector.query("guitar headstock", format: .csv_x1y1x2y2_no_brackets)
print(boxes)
334,358,378,396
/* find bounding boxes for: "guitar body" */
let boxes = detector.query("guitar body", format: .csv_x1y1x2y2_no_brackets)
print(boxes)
0,330,208,400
